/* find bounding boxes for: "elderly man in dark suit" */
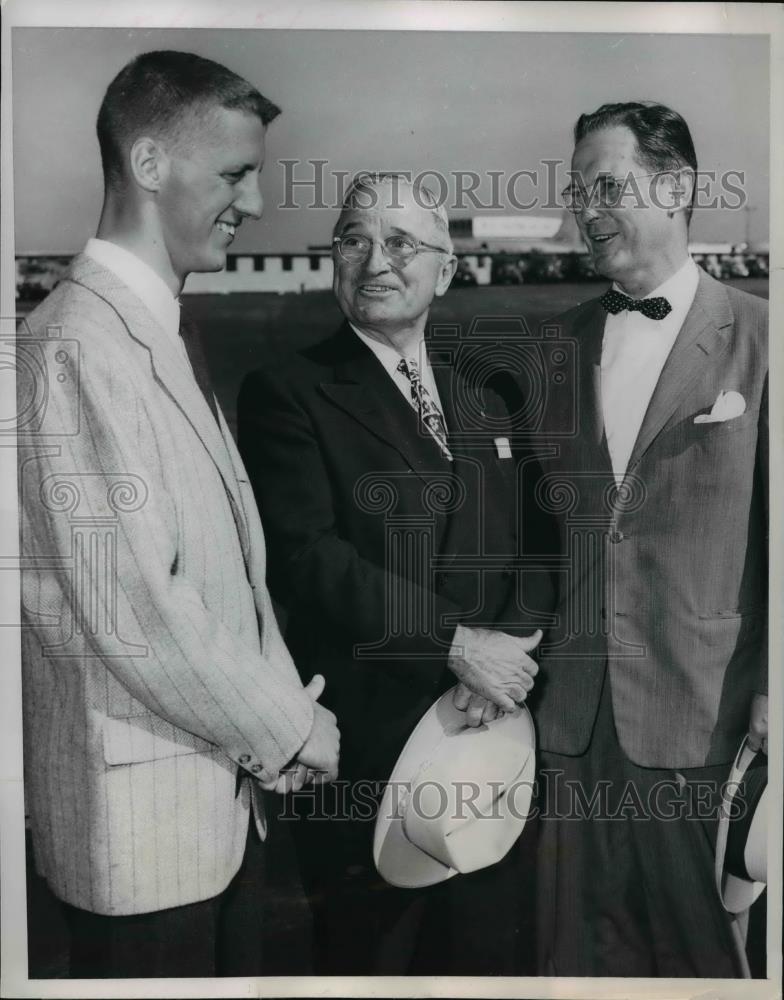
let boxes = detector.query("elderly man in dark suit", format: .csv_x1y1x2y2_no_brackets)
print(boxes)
238,173,552,974
528,102,768,977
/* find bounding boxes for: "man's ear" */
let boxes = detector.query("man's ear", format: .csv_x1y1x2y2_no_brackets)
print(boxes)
435,254,458,297
129,136,167,193
666,167,696,216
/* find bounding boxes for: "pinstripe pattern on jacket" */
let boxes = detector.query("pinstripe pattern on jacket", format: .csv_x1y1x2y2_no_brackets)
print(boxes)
19,255,314,915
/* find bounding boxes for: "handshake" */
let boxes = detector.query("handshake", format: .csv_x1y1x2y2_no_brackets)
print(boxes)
448,624,542,728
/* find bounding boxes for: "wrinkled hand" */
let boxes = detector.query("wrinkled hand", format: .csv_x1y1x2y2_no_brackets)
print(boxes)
262,674,340,793
747,693,768,755
453,682,504,727
448,625,542,713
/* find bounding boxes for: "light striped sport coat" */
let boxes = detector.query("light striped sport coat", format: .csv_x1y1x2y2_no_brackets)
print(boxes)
18,254,314,916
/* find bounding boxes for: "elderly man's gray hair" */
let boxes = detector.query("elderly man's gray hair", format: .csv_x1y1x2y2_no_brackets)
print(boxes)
334,172,454,252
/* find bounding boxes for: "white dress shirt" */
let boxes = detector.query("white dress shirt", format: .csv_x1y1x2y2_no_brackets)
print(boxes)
350,324,448,425
601,257,699,483
84,238,188,364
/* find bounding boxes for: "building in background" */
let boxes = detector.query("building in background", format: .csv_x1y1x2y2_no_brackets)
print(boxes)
15,211,768,301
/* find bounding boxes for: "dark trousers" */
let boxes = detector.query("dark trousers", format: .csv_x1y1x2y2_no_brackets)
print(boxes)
536,676,741,977
62,821,266,978
287,784,534,976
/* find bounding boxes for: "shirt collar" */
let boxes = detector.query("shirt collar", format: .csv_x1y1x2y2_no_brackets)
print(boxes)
613,256,699,315
84,238,181,340
349,323,429,377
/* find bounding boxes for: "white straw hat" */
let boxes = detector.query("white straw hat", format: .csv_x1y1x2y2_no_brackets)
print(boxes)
373,686,536,888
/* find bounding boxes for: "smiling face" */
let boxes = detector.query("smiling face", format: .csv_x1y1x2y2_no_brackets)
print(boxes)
332,181,457,348
571,125,687,296
156,105,265,283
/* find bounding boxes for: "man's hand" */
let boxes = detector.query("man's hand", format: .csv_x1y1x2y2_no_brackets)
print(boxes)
747,693,768,755
294,674,340,782
296,701,340,782
453,682,504,727
261,674,340,793
448,625,542,713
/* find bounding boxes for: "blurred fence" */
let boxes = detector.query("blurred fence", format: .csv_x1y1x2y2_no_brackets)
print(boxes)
15,249,770,302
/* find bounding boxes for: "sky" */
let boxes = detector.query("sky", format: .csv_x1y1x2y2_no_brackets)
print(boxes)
11,27,770,254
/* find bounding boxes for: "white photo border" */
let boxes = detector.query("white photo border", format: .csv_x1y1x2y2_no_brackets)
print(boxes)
1,2,781,998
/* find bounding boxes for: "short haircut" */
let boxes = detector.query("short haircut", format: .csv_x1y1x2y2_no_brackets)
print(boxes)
334,172,454,252
97,50,281,187
574,101,697,220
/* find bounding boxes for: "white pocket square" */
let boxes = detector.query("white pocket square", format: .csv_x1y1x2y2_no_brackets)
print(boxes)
694,390,746,424
494,436,512,458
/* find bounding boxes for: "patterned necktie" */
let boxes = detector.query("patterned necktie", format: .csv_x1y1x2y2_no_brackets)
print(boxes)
179,312,219,423
396,357,453,461
599,288,672,321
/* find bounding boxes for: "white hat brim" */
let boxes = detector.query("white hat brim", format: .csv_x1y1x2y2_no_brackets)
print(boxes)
715,740,767,914
373,687,536,888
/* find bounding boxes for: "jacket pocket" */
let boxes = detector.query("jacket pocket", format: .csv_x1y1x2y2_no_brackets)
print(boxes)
698,605,765,621
694,409,758,436
102,714,215,766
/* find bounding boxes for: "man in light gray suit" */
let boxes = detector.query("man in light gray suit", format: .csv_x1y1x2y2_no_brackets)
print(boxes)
18,50,339,978
528,102,768,977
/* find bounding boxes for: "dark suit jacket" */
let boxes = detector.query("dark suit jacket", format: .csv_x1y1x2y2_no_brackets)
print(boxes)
527,271,768,769
238,322,553,787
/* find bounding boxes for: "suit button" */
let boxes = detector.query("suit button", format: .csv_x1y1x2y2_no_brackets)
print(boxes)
250,763,263,774
435,572,446,588
238,754,251,764
609,530,624,544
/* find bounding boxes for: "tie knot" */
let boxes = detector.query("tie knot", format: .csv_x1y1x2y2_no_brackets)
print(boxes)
397,357,420,380
599,288,672,321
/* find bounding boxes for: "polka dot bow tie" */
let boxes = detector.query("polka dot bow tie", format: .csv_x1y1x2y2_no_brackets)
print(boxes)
599,288,672,321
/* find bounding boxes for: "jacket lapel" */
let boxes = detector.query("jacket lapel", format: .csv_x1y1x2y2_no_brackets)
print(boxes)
575,300,613,471
626,271,734,474
68,255,249,548
319,324,450,480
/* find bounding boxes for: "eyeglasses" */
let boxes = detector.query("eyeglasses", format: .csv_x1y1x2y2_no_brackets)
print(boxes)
561,172,664,212
332,233,451,265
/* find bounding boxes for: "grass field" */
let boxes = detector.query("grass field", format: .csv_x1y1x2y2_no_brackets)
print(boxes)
185,278,769,433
